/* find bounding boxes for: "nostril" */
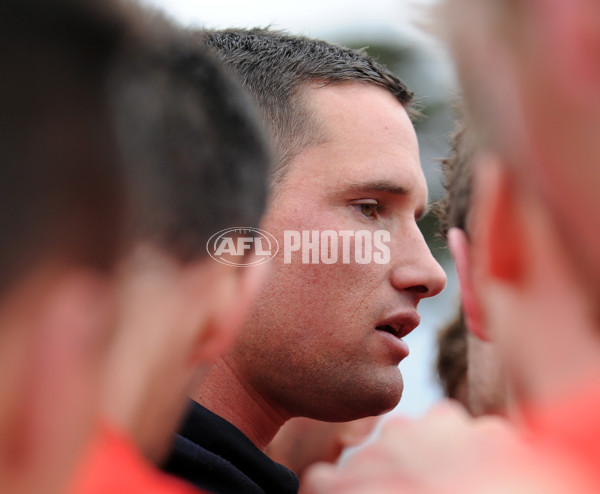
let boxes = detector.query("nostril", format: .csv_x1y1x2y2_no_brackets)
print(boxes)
408,285,428,294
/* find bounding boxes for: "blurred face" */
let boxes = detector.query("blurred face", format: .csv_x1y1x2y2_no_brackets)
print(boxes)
450,0,600,295
227,82,446,421
105,250,199,462
448,0,600,405
104,247,264,463
0,264,114,494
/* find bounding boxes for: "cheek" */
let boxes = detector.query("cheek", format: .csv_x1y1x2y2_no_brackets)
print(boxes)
259,260,384,344
259,206,389,332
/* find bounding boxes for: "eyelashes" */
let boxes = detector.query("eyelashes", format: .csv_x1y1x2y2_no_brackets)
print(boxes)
350,198,425,223
352,200,383,220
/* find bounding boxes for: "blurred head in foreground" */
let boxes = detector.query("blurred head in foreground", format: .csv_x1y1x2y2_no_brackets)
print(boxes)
438,0,600,413
0,0,125,492
101,13,271,463
0,4,272,494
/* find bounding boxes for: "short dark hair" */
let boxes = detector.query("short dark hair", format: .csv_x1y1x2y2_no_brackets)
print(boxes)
195,28,414,182
435,111,478,239
111,21,270,262
0,0,126,295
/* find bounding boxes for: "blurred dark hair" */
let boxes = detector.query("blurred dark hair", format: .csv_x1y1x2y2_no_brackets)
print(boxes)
0,0,126,295
195,28,413,183
435,109,478,239
436,311,468,400
111,20,270,262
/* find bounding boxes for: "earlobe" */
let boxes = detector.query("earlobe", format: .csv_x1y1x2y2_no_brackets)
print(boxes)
448,227,487,341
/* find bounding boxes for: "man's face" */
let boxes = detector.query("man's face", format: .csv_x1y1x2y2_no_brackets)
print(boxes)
227,82,446,421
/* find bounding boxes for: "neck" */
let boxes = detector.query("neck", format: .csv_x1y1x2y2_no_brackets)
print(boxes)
190,358,287,451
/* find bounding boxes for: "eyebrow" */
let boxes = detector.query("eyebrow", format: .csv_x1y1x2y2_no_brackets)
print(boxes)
344,180,430,220
346,181,409,196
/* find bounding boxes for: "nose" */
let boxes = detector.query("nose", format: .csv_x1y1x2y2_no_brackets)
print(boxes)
389,226,447,301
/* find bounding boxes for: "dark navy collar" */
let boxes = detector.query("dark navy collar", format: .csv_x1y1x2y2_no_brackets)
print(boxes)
163,400,299,494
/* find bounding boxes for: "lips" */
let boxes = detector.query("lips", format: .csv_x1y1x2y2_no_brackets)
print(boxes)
375,311,421,340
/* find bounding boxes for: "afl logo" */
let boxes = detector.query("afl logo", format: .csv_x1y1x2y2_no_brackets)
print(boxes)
206,227,279,266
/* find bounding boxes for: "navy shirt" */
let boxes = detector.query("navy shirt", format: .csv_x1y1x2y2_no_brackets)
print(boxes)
163,401,299,494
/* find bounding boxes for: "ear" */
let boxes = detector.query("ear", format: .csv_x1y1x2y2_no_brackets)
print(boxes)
448,227,487,341
473,157,524,286
186,261,267,365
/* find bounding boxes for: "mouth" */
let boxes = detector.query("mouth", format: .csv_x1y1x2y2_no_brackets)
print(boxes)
375,312,420,340
375,325,403,338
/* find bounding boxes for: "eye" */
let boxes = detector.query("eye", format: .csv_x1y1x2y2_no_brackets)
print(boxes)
352,200,382,220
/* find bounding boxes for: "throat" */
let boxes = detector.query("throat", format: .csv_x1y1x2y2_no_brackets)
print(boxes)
189,358,286,450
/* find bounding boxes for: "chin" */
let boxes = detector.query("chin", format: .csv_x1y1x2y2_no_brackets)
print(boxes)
375,385,404,415
343,377,404,420
370,372,405,413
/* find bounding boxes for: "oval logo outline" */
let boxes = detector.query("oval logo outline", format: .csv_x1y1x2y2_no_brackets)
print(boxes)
206,227,279,267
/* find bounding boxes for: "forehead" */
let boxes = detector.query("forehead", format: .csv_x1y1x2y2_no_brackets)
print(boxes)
277,82,426,201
